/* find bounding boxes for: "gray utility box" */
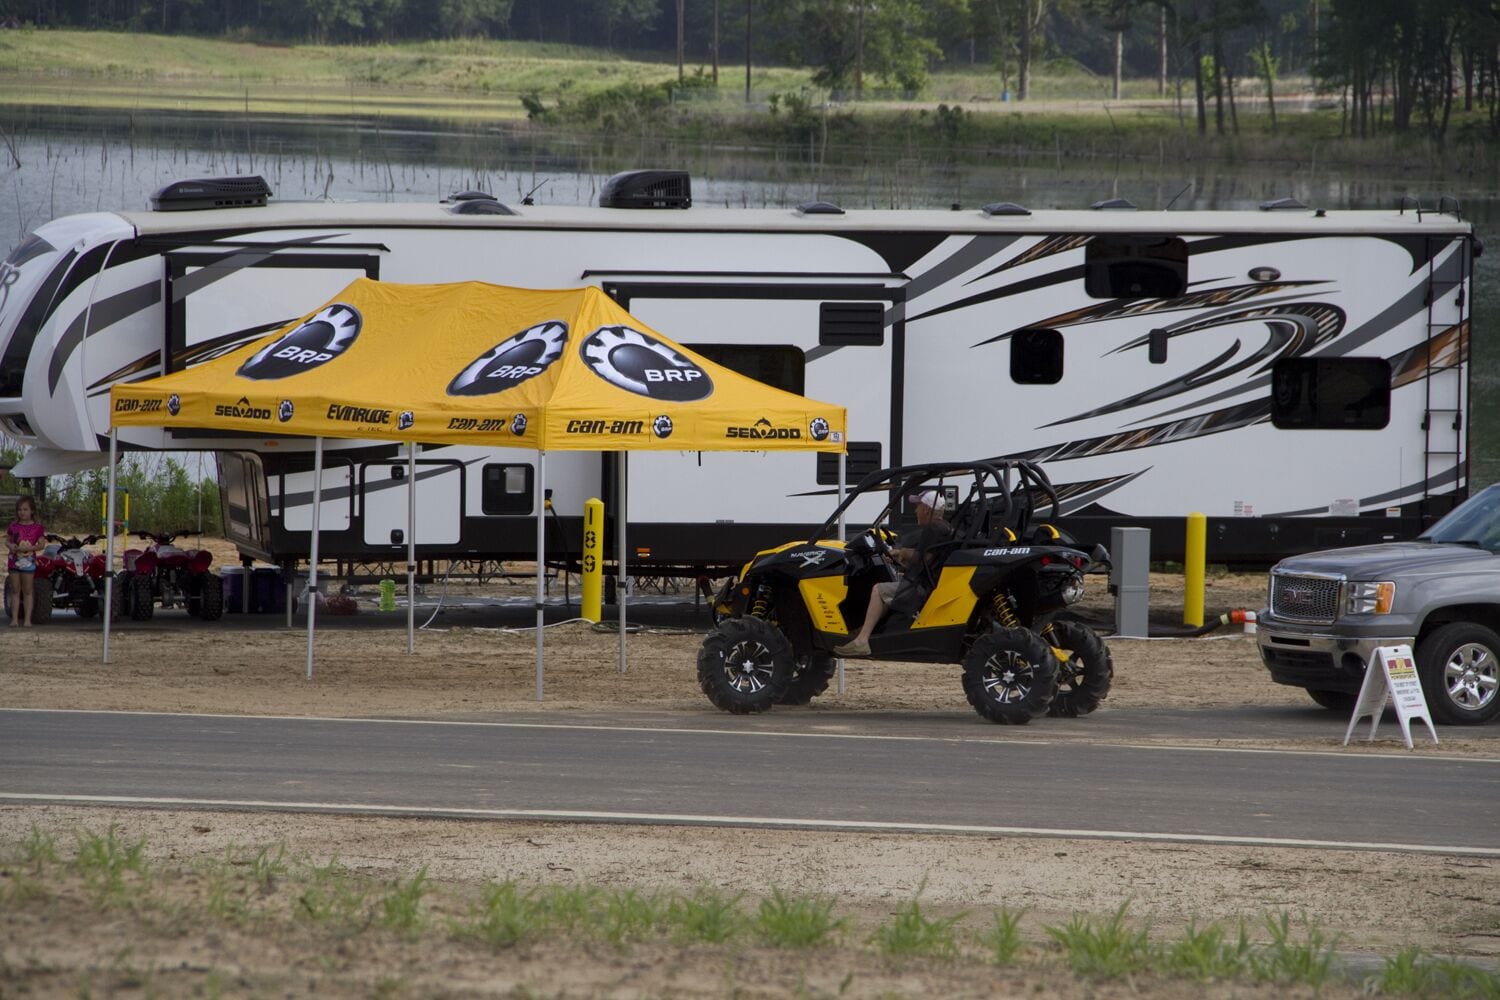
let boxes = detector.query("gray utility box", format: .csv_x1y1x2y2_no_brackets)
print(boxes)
1110,527,1151,639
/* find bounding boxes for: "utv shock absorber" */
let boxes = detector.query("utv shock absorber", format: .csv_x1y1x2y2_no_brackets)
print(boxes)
749,582,773,620
991,590,1022,629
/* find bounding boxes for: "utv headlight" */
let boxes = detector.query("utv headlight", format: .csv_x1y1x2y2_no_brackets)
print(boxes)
1345,581,1396,615
1061,572,1085,605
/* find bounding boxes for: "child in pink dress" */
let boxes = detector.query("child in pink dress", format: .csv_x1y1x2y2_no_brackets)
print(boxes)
7,495,44,626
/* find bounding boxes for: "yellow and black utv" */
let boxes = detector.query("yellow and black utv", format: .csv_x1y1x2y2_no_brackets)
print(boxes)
699,459,1113,725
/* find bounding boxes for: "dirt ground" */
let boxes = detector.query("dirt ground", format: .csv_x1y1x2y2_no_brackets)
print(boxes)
2,564,1497,996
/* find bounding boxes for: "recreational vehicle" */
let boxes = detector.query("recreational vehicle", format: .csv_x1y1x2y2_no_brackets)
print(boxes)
0,172,1477,574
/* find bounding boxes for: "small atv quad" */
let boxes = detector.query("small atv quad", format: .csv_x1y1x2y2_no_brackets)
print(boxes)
698,459,1114,725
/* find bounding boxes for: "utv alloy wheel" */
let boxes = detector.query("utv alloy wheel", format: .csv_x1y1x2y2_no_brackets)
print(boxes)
1416,623,1500,725
1041,620,1113,717
962,627,1059,725
697,617,794,714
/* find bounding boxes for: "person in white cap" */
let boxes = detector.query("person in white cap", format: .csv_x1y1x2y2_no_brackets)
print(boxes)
833,489,952,657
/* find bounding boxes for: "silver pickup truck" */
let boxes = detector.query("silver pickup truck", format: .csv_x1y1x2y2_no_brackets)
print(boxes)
1258,484,1500,726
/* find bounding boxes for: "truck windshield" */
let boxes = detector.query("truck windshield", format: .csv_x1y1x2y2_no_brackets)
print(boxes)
1420,484,1500,551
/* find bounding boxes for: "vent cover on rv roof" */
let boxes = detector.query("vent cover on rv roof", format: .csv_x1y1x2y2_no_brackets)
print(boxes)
442,191,517,216
599,170,692,209
1090,197,1137,210
150,175,272,212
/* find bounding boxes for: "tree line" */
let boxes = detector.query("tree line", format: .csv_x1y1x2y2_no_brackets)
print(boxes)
4,0,1498,138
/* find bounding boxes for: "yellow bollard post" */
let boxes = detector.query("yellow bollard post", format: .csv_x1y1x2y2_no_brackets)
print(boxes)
1184,511,1206,627
581,497,604,622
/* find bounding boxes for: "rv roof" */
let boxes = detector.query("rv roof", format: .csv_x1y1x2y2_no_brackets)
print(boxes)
113,201,1474,237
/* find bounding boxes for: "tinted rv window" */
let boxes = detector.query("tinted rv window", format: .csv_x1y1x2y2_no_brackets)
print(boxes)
818,442,882,485
1271,357,1392,430
482,464,534,515
1010,328,1064,384
686,344,805,395
1085,235,1188,298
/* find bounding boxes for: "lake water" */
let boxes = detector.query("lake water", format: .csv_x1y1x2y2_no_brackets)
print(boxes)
3,105,1497,486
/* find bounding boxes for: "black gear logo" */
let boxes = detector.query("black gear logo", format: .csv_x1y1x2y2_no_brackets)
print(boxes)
580,325,714,401
166,394,181,417
448,321,568,397
236,303,362,381
510,413,528,436
652,414,674,439
809,416,829,441
277,399,294,423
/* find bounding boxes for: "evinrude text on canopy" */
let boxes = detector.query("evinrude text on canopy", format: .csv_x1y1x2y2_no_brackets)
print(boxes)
0,170,1479,575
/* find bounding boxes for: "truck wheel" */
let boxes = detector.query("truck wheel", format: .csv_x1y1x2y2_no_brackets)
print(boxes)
962,627,1059,725
697,617,794,714
1416,623,1500,725
779,653,837,705
130,574,154,621
198,574,225,622
1041,620,1112,717
1306,688,1356,712
30,577,53,624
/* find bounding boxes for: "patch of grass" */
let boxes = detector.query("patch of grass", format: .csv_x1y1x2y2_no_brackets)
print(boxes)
1248,911,1337,987
462,881,547,949
597,887,668,945
870,885,965,960
71,825,149,904
980,906,1027,966
537,884,600,935
1160,919,1252,981
755,887,845,949
1044,901,1155,978
1378,946,1500,998
667,885,745,944
294,856,369,932
375,868,428,938
18,825,59,870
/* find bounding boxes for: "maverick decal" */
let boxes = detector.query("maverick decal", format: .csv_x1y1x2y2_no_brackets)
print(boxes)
277,399,294,423
236,303,362,381
114,398,163,413
447,320,568,396
213,396,272,421
653,414,674,439
166,394,181,417
727,417,801,440
327,404,392,425
580,326,713,401
566,419,647,436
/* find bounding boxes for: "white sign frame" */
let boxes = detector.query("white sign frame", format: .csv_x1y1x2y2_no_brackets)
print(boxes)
1342,644,1439,749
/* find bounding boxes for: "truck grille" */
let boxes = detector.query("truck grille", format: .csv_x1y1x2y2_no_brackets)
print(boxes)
1270,574,1341,624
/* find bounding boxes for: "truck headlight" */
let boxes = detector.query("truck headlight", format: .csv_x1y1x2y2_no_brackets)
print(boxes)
1346,581,1396,615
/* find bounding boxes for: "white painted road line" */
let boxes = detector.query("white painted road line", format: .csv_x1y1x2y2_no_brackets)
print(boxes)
2,791,1497,858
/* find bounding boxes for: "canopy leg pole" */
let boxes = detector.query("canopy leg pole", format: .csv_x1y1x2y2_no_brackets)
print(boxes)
102,429,117,665
306,436,323,683
618,452,627,674
837,449,847,696
407,441,416,656
535,449,547,701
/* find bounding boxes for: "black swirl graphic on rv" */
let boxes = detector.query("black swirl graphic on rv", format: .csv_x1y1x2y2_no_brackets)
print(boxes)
1003,399,1271,464
235,304,362,380
447,320,568,396
1044,302,1345,429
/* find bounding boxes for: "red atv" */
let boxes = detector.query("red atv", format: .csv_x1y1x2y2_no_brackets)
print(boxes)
117,530,224,621
37,533,108,619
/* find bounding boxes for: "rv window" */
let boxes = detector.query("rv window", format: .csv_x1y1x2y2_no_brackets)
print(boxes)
818,302,885,346
482,463,534,515
1085,235,1188,299
1010,328,1064,384
686,344,805,394
1271,357,1392,430
817,442,882,485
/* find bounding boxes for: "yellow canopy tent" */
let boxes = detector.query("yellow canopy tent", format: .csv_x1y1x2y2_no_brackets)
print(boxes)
107,279,849,694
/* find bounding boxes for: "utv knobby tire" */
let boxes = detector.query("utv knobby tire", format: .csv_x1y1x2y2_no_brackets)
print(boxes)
779,653,837,706
697,617,794,714
1041,620,1113,718
129,573,154,621
29,576,53,624
962,627,1059,725
1415,622,1500,726
1306,688,1356,712
198,574,225,622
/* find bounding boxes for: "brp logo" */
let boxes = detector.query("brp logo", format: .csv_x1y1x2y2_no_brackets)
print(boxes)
809,417,829,441
448,321,568,396
510,413,528,436
277,399,294,423
236,303,362,381
581,326,713,401
397,410,415,431
166,394,181,417
653,414,674,439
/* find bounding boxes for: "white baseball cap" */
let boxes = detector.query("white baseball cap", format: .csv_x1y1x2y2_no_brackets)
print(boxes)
908,489,945,512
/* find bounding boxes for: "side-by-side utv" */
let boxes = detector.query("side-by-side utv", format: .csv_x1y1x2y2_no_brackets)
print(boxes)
699,459,1114,725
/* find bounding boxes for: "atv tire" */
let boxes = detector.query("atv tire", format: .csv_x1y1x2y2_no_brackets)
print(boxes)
197,574,225,622
30,576,53,624
1042,620,1113,717
1306,688,1356,712
779,653,837,706
77,594,100,619
129,573,154,621
698,616,794,714
109,572,129,621
962,627,1059,725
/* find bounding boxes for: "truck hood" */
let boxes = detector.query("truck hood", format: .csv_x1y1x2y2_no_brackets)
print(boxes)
1276,541,1499,579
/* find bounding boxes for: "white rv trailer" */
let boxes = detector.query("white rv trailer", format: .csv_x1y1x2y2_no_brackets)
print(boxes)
0,173,1477,571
